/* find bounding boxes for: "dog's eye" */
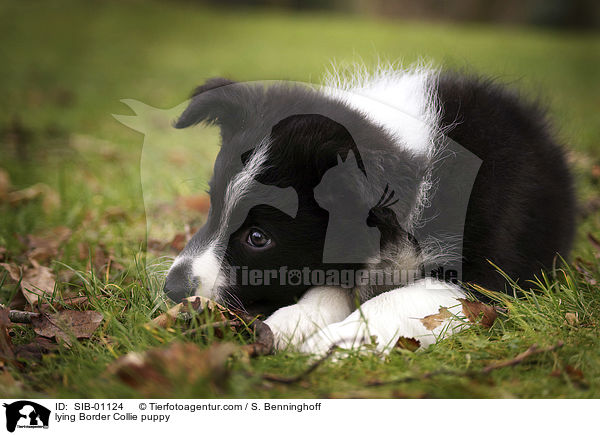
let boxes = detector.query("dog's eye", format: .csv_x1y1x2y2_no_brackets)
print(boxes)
246,228,271,249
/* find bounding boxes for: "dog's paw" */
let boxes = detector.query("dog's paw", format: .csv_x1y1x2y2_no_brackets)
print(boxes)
300,279,469,357
264,286,354,351
299,318,370,356
264,304,321,351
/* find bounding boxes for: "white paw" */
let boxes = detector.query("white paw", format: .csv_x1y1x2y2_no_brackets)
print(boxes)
264,304,320,350
300,278,469,356
264,286,354,351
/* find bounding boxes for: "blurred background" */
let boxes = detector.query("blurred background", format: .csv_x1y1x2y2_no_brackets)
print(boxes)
0,0,598,260
210,0,600,29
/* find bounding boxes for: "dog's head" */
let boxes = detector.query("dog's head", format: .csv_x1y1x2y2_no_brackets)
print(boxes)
163,78,427,315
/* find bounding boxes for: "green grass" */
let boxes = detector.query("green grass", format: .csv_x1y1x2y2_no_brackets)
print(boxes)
1,0,600,398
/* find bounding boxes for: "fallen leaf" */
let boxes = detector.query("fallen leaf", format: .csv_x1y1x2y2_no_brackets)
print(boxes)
14,337,58,361
77,243,123,274
39,296,90,311
0,307,16,364
459,299,498,328
420,307,453,330
169,225,198,252
7,183,60,213
149,296,236,329
1,262,56,305
25,226,72,263
31,310,104,344
177,194,210,214
1,262,57,304
565,312,579,326
107,342,236,394
0,168,11,200
395,336,421,351
588,233,600,255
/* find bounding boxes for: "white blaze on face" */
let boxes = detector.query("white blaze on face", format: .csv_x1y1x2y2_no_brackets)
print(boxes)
167,140,271,302
191,245,224,299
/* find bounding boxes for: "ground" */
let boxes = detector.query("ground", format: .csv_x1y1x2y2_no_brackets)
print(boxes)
0,0,599,398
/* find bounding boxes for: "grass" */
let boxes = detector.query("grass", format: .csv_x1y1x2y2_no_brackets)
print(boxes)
1,0,600,398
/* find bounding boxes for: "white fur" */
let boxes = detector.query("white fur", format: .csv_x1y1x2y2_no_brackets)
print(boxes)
264,286,355,351
299,278,467,356
219,138,270,241
190,245,224,299
322,63,441,159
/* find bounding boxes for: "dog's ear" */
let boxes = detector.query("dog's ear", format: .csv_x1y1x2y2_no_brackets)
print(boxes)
174,78,243,134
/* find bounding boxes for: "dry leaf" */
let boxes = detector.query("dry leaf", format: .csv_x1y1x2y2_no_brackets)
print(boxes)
7,183,60,213
177,194,210,214
107,342,236,393
25,226,72,263
0,307,15,362
588,233,600,255
14,337,58,361
78,243,123,273
31,310,103,344
420,307,453,330
149,296,236,329
565,312,579,326
1,262,56,305
395,336,421,351
0,168,11,200
460,299,498,328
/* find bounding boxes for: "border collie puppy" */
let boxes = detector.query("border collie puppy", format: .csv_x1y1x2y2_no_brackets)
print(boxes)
163,65,575,354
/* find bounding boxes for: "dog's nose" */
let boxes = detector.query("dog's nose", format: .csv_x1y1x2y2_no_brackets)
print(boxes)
163,260,198,303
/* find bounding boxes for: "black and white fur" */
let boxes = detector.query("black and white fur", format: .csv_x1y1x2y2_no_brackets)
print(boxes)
163,64,575,354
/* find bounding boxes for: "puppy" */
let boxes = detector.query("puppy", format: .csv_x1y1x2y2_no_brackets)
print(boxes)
163,65,574,354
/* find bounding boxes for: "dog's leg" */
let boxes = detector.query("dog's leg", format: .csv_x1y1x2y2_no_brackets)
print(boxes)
264,286,354,351
299,278,468,356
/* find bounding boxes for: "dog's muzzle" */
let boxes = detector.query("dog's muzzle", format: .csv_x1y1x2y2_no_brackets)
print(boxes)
163,259,198,303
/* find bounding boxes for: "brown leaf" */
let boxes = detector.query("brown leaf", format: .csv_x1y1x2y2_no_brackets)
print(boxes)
14,337,58,361
149,296,236,329
565,312,579,326
0,307,15,362
78,243,122,273
170,233,187,252
588,233,600,255
420,307,453,330
169,225,198,252
395,336,421,351
32,310,103,344
1,262,56,305
177,194,210,214
7,183,60,213
460,299,498,328
39,296,91,311
0,168,11,201
107,342,236,394
25,226,71,263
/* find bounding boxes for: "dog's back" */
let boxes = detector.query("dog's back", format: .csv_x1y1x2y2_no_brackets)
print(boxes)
436,74,575,292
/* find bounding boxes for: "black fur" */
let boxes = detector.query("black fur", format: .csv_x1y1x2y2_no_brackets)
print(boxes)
436,74,575,293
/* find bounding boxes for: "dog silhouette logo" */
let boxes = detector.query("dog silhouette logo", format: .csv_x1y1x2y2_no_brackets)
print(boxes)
3,401,50,432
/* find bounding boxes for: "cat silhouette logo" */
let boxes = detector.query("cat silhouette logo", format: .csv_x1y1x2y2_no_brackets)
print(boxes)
3,401,50,432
